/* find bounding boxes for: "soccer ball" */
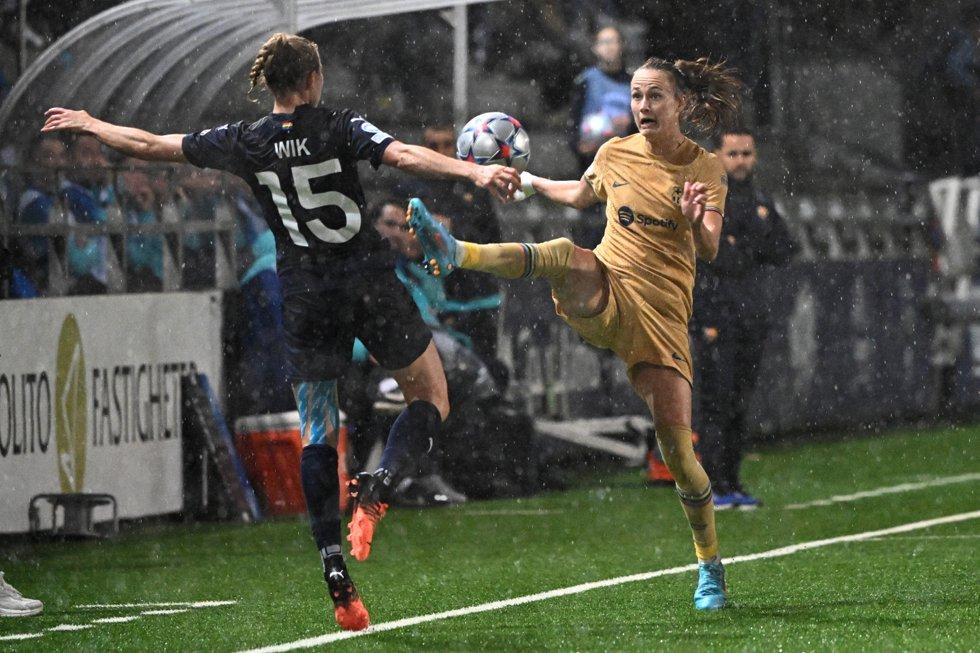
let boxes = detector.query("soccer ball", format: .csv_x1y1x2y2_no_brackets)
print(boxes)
456,112,530,173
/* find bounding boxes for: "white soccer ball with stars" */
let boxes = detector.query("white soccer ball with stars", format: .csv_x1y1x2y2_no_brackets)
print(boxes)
456,112,530,173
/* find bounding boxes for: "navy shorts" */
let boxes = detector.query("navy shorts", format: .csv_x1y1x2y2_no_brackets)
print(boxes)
279,264,432,381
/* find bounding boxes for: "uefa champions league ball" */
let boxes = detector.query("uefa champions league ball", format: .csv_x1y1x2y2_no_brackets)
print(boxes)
456,112,530,173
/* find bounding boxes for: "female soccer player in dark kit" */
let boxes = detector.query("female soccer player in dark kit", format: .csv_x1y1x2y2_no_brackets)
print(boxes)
42,32,519,631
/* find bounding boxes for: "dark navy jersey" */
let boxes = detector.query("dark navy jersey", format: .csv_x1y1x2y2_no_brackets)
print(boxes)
182,104,395,271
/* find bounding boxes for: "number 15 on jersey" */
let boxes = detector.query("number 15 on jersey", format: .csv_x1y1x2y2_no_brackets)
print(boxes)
256,158,362,247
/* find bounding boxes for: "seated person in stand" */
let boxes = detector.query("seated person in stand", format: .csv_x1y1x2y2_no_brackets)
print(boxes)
338,197,508,507
372,196,502,347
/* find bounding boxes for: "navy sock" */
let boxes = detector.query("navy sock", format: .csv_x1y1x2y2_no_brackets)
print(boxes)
300,444,341,557
378,400,441,479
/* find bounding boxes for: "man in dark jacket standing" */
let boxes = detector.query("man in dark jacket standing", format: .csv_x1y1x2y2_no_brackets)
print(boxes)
694,128,797,509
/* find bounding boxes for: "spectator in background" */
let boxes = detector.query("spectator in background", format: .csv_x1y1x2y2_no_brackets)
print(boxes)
567,25,634,250
118,158,163,292
371,197,500,343
332,198,472,507
568,25,633,173
63,134,113,294
692,128,796,510
229,175,293,417
14,135,68,296
177,167,221,289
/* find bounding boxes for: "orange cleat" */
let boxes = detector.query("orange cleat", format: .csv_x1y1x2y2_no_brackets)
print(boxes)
646,430,701,485
646,450,675,485
333,597,370,631
347,472,390,562
326,557,370,631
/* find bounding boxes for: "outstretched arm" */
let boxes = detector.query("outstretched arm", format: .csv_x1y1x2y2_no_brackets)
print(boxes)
42,108,187,163
520,173,600,209
381,141,519,201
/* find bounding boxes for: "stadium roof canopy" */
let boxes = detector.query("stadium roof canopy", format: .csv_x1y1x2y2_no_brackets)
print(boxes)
0,0,493,147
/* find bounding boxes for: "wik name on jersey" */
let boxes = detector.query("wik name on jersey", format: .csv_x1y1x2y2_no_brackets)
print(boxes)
274,138,311,159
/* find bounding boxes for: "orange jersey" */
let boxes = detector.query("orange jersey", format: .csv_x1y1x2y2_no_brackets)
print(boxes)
585,134,727,324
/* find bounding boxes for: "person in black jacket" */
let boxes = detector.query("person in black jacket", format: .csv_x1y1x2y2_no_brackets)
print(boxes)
693,127,796,510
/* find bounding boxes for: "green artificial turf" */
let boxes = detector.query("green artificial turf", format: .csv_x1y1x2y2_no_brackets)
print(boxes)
1,424,977,652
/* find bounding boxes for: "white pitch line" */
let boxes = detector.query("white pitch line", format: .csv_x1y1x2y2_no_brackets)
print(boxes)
241,510,980,653
865,534,980,541
784,472,980,509
3,601,233,642
0,633,44,641
460,509,564,516
91,616,141,624
76,600,237,609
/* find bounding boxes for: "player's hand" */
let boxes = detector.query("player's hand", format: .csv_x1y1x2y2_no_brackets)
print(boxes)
681,181,708,230
512,171,538,202
474,164,521,202
41,108,95,134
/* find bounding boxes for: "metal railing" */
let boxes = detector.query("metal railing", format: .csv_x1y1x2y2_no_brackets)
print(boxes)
769,188,935,262
1,164,238,297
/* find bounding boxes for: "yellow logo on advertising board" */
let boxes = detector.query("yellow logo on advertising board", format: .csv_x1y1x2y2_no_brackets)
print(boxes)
55,314,86,493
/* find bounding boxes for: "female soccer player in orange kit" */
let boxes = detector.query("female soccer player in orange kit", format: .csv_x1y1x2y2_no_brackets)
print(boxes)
410,56,741,610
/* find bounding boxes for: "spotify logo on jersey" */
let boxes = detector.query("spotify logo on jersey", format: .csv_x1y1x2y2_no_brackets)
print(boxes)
617,205,678,231
55,314,87,493
618,206,635,227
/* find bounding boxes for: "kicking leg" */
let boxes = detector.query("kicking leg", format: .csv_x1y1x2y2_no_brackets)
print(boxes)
407,198,606,316
294,380,370,631
347,340,449,561
630,364,727,611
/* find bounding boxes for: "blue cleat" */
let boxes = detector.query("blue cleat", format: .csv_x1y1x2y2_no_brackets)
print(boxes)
712,492,738,511
734,491,763,510
406,197,458,277
694,560,727,610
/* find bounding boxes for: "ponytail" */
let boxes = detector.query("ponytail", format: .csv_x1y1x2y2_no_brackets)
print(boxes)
248,32,321,100
638,57,743,133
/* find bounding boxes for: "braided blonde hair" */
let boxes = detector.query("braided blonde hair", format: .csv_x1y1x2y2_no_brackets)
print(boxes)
248,33,321,99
